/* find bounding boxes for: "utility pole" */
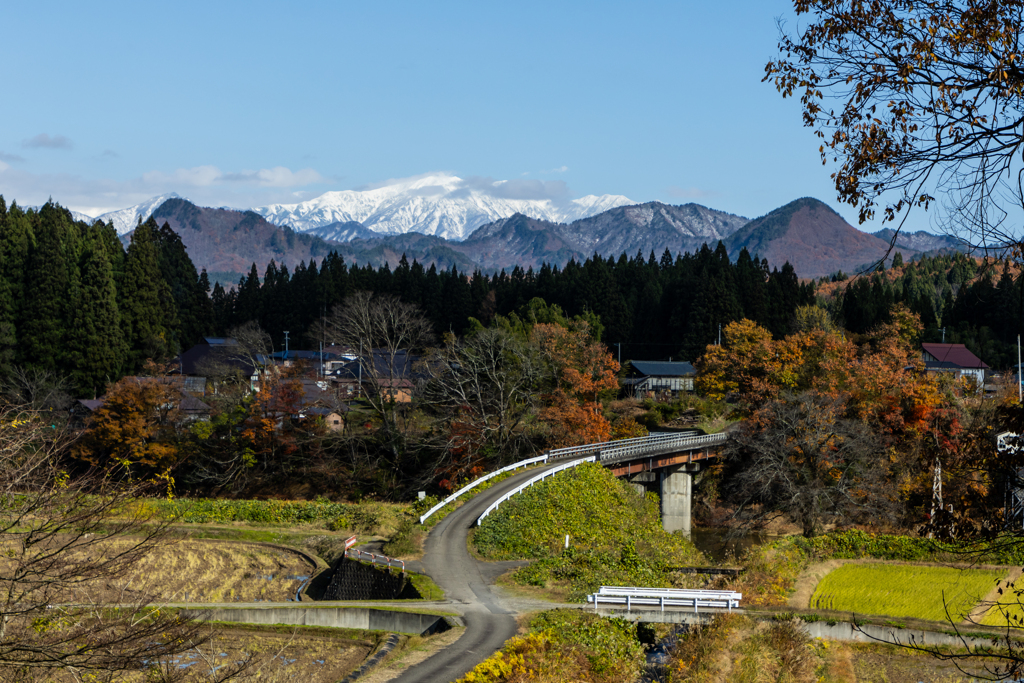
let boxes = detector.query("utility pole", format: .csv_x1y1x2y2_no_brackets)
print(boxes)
942,327,946,343
718,323,722,346
283,331,290,360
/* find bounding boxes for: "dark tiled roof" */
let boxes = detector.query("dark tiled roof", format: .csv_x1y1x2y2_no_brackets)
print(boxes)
629,360,696,377
921,343,989,369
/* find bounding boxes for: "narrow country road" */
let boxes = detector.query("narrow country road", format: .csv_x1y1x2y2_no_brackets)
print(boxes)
390,463,560,683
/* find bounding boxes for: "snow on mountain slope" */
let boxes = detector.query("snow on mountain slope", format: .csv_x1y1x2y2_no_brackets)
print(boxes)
94,193,183,235
253,174,633,241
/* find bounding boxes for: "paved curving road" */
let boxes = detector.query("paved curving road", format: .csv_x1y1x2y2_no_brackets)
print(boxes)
390,463,561,683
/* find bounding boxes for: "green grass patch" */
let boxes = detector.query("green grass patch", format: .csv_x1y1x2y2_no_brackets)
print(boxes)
810,564,1007,622
978,584,1024,627
407,572,444,601
795,529,1024,565
136,497,412,537
472,462,702,600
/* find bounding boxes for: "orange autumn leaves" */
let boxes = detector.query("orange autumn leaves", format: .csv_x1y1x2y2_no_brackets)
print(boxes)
532,320,620,449
697,305,944,436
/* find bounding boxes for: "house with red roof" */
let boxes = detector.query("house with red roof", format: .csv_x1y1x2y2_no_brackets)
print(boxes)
921,343,989,386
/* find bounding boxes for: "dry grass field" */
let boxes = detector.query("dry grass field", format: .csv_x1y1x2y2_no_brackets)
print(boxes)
52,538,318,604
164,626,375,682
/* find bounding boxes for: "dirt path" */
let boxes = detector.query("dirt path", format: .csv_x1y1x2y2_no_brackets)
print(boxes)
964,566,1022,625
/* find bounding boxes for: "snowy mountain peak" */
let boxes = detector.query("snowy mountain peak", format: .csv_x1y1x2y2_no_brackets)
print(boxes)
253,174,634,241
94,193,183,235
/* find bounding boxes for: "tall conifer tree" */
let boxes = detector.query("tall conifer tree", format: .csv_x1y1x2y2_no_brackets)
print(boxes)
119,218,174,370
69,231,127,396
21,203,80,372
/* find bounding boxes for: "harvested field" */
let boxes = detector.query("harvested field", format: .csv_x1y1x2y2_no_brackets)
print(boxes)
164,625,374,682
810,564,1007,622
41,624,379,682
57,539,317,604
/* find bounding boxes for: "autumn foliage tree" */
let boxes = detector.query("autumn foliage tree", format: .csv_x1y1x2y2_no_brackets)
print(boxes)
765,0,1024,259
72,376,182,476
531,319,620,448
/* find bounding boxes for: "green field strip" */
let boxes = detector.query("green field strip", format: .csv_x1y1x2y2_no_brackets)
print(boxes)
810,563,1007,622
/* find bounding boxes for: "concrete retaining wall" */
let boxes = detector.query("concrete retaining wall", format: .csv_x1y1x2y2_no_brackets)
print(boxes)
596,608,1011,649
185,606,451,636
802,620,1010,650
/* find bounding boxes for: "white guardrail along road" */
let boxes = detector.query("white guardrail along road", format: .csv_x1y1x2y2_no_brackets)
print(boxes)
545,431,698,461
418,454,549,524
475,456,596,526
587,586,742,613
596,432,728,464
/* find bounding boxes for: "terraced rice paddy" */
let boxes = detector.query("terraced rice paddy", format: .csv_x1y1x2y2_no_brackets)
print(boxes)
49,539,317,604
810,563,1007,622
979,584,1024,626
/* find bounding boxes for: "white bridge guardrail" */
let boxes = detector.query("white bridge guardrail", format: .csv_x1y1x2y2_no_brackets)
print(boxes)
345,548,406,573
476,456,596,526
546,431,697,461
587,586,742,613
597,432,729,464
418,454,550,524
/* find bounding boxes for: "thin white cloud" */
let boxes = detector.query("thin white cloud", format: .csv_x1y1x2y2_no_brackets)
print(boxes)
142,165,222,187
543,165,569,174
23,133,73,150
667,186,716,200
0,162,329,215
220,166,323,187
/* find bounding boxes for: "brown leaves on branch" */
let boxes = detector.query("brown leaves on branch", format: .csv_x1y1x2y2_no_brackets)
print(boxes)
767,1,1024,254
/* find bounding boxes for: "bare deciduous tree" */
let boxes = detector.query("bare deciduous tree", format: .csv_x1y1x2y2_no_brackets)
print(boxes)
0,404,249,682
323,292,433,469
420,327,543,481
725,391,891,537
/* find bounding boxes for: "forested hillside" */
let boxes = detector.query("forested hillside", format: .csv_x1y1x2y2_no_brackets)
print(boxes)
212,242,815,362
820,252,1022,368
0,198,212,397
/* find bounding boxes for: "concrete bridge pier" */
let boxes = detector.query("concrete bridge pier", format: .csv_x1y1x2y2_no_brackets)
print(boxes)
627,471,657,497
660,463,701,537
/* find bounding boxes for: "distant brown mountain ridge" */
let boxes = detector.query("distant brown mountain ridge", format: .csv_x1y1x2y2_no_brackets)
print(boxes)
725,198,899,278
132,195,963,285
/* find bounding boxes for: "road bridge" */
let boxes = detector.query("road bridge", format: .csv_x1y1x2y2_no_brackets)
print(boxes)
549,431,729,537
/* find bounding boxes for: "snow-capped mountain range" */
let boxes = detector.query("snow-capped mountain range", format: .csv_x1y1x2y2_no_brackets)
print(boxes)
252,174,633,241
82,175,634,241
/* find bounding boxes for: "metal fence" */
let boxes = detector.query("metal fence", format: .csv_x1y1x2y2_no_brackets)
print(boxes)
345,548,406,573
597,432,728,464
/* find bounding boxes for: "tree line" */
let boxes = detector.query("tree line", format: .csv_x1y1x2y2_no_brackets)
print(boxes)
0,199,212,398
829,252,1022,368
213,241,817,363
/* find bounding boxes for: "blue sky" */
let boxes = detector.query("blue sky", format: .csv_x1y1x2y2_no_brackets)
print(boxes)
0,1,934,233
